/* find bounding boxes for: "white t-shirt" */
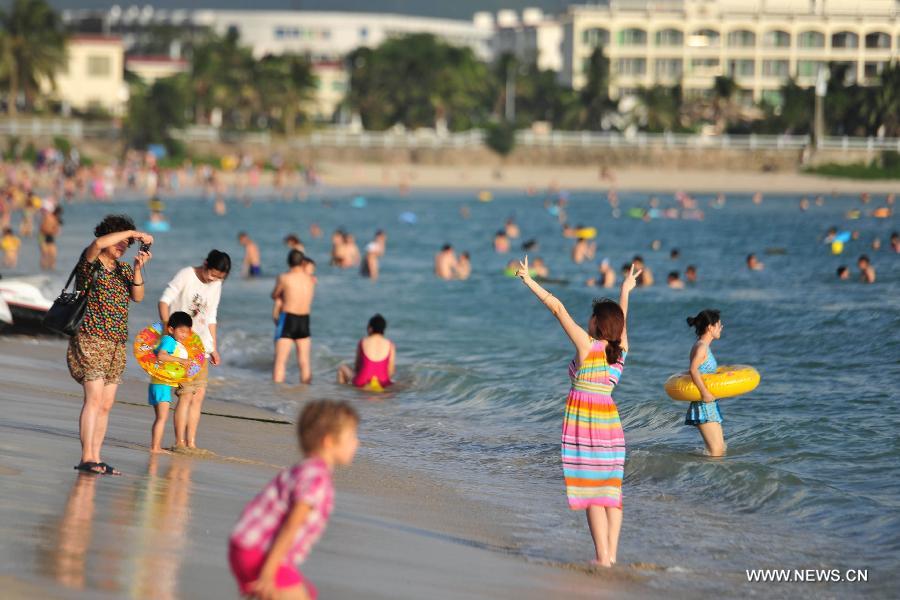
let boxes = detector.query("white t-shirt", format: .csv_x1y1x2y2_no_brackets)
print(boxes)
159,266,222,353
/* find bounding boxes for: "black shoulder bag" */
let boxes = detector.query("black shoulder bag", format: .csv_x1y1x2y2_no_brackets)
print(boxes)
43,260,99,336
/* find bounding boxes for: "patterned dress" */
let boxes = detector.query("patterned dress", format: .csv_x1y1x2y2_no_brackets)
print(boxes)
562,339,626,510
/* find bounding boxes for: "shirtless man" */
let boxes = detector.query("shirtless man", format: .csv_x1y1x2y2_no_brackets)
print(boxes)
284,234,305,253
330,230,345,266
238,232,261,277
494,231,510,253
435,244,457,280
343,233,361,267
746,253,764,271
361,230,387,280
632,256,654,286
456,251,471,280
587,258,616,288
272,249,316,383
39,201,61,271
571,237,596,264
504,218,520,239
857,255,876,283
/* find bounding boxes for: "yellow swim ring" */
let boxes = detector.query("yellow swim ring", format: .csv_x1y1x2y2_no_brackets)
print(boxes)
361,376,385,392
133,321,206,385
576,227,597,239
664,365,759,402
478,190,493,202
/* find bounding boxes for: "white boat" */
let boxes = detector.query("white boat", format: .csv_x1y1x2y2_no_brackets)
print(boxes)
0,275,55,334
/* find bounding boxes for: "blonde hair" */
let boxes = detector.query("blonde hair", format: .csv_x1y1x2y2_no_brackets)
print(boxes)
297,400,359,455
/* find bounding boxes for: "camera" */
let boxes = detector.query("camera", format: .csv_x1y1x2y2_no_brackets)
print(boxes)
140,242,152,253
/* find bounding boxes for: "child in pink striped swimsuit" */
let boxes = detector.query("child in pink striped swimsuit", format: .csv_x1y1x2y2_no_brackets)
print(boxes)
229,401,359,599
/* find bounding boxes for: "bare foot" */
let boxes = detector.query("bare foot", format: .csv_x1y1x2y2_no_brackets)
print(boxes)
591,559,612,568
150,447,173,455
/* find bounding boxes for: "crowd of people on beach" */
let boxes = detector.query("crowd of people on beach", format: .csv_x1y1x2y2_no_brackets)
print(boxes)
1,151,897,598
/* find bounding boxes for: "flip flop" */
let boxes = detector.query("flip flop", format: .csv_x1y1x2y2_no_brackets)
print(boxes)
97,462,121,476
74,462,104,474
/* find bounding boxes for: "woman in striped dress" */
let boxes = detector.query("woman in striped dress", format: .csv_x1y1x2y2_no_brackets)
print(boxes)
517,257,640,567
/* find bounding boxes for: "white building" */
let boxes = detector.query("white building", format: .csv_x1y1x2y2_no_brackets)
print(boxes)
44,35,127,116
492,8,564,72
125,55,189,83
561,0,900,103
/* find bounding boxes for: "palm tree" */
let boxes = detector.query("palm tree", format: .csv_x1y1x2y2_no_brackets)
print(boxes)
254,54,317,135
635,83,682,132
0,0,67,115
711,75,739,133
579,45,612,130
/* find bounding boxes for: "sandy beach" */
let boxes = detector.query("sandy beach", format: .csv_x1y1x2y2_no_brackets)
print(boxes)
313,162,900,195
0,338,674,599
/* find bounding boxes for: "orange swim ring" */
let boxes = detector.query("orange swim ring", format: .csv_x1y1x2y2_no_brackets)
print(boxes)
133,321,206,385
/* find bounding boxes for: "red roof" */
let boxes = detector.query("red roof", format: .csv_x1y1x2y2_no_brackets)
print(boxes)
126,55,188,66
70,34,123,44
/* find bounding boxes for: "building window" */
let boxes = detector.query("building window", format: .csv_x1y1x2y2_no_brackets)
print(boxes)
865,32,890,49
762,89,783,106
798,31,825,48
615,58,646,76
797,60,825,78
727,30,755,48
690,58,719,74
864,61,886,79
87,55,111,77
763,30,791,48
654,58,683,78
359,27,368,40
831,32,859,49
727,59,754,78
582,28,610,47
689,28,720,48
616,28,647,47
762,60,789,78
655,29,683,47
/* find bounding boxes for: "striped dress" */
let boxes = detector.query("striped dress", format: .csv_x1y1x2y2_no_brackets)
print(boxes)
562,339,626,510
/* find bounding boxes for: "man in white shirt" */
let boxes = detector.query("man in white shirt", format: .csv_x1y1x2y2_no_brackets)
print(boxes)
158,249,231,450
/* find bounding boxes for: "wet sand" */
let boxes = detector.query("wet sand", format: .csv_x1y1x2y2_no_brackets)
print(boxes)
0,338,670,599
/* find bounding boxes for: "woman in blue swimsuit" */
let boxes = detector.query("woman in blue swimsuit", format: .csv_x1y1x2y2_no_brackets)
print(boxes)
685,309,726,456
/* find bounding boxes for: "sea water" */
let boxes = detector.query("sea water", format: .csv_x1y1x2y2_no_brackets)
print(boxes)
37,188,899,597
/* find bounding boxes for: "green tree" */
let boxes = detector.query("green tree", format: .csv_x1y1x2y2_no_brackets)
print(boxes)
711,75,739,133
485,120,516,157
0,0,67,115
347,34,491,131
124,74,188,153
579,45,612,130
254,54,317,135
496,54,580,129
635,83,682,132
863,61,900,137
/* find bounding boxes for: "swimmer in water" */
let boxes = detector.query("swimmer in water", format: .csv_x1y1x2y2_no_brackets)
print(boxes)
746,253,764,271
836,266,850,280
505,218,520,239
238,232,261,277
667,271,685,289
330,229,345,266
456,251,471,280
587,258,616,288
434,244,458,280
284,234,305,253
494,230,511,253
309,223,323,238
531,257,549,278
684,309,726,457
572,237,596,264
342,233,361,268
337,314,395,389
857,255,876,283
272,249,316,384
670,248,680,261
891,231,899,253
685,265,697,284
361,230,387,280
632,256,653,286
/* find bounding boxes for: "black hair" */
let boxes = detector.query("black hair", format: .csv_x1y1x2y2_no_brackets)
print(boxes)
686,264,697,272
167,311,193,330
94,214,135,239
2,227,12,235
441,243,452,251
205,249,232,275
670,248,680,258
284,234,300,244
633,255,644,263
668,271,680,279
686,309,721,337
496,230,506,236
375,229,384,236
746,253,756,262
301,256,316,266
836,266,849,276
368,313,387,334
288,249,305,267
858,254,870,264
461,251,470,259
237,231,247,239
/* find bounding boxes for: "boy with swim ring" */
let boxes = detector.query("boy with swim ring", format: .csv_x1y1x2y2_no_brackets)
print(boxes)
147,312,193,453
516,256,640,567
229,400,359,600
684,309,726,457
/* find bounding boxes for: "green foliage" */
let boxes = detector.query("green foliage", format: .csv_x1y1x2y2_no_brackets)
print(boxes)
124,74,188,152
0,0,68,115
347,34,492,131
485,120,516,157
579,46,612,130
806,159,900,180
635,84,682,132
52,135,70,154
